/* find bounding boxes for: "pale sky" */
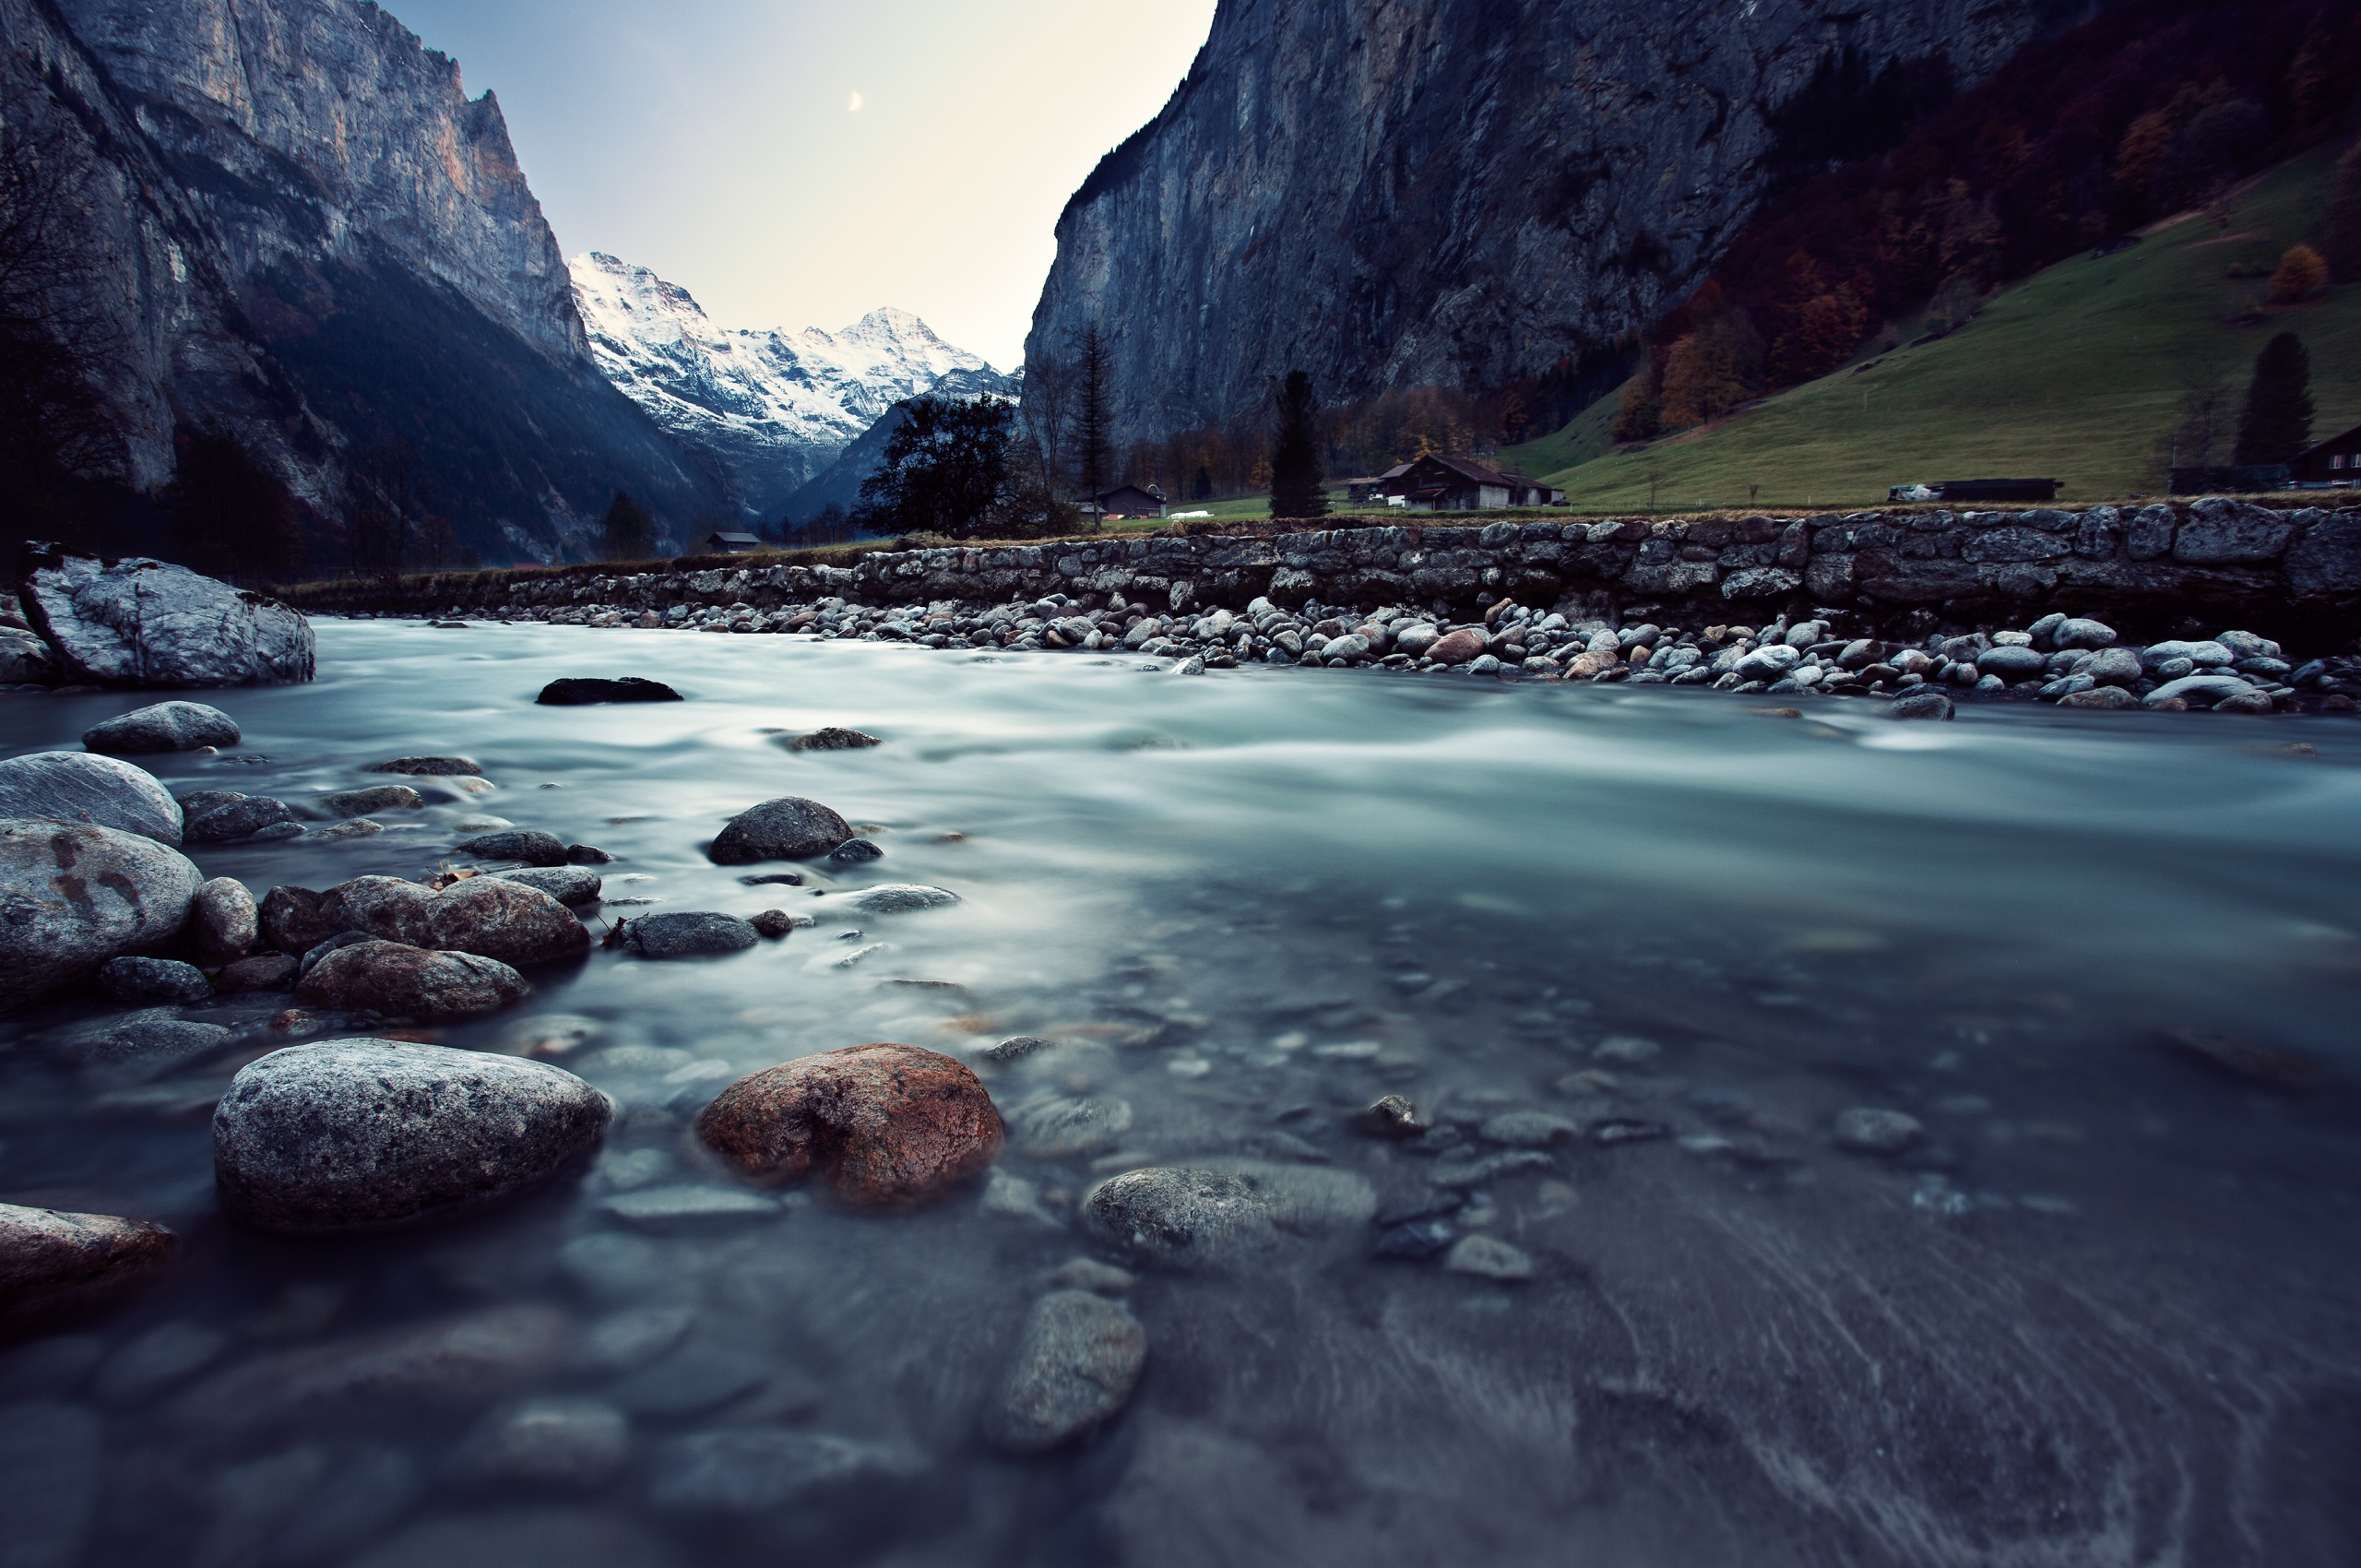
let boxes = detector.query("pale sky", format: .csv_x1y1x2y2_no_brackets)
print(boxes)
388,0,1219,369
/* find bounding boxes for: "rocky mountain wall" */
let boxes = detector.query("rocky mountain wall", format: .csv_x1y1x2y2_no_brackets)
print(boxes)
1028,0,2078,448
0,0,721,559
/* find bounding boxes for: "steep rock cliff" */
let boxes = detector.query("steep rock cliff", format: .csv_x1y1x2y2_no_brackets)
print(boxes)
1027,0,2077,448
1,0,719,561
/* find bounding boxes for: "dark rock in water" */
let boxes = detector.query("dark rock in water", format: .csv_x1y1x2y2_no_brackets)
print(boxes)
166,1305,574,1440
2163,1028,2330,1088
784,727,881,751
1444,1234,1536,1280
1591,1118,1671,1146
217,953,299,992
24,547,312,687
448,1397,631,1490
627,912,760,959
984,1289,1146,1455
425,877,590,967
457,829,569,867
828,837,883,863
319,784,424,817
738,873,803,886
840,884,958,913
749,909,795,939
707,796,853,863
537,678,682,706
1372,1217,1456,1258
191,876,257,964
51,1011,233,1087
0,752,183,845
293,940,530,1021
367,756,482,777
83,700,241,754
490,866,602,906
564,844,613,864
0,819,204,1013
317,875,436,947
98,956,212,1005
981,1036,1052,1065
647,1428,923,1517
1083,1168,1272,1268
1833,1108,1924,1155
180,790,297,843
696,1043,1003,1210
259,885,338,955
1,1201,176,1329
212,1039,611,1232
1357,1094,1429,1138
1890,691,1955,721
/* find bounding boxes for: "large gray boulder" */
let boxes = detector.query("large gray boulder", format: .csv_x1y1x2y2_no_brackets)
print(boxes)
83,700,240,754
706,797,853,864
0,752,182,844
305,874,587,967
212,1039,611,1232
0,818,203,1011
21,545,314,688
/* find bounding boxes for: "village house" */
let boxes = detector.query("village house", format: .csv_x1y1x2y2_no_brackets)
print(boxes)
705,530,764,553
1094,483,1168,521
2288,422,2361,486
1377,454,1564,511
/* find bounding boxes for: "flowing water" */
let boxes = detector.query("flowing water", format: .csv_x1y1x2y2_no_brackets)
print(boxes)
4,620,2360,1567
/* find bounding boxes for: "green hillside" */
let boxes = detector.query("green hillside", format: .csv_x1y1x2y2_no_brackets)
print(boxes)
1502,145,2361,509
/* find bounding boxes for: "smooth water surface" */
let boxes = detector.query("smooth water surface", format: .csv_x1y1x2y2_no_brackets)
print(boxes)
3,621,2359,1567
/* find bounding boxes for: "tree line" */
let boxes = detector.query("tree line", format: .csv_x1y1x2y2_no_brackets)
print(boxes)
1610,1,2361,444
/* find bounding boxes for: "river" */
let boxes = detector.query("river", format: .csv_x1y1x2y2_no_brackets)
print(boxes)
3,619,2358,1567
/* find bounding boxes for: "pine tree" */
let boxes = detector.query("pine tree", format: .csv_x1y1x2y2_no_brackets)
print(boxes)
1267,369,1328,519
1070,323,1114,517
601,491,656,560
2232,332,2314,464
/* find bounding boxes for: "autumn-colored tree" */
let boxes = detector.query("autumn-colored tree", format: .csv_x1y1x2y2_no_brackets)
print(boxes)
1769,287,1868,384
1609,368,1660,442
2271,244,2329,303
1660,311,1762,428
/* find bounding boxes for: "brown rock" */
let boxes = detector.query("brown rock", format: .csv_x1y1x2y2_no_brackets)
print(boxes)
1427,628,1486,665
259,885,337,954
697,1043,1003,1210
1,1201,176,1330
423,876,589,967
294,939,529,1021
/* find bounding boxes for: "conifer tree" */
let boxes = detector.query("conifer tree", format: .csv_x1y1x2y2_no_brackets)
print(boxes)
601,491,656,560
2232,332,2314,464
1070,323,1114,517
1268,369,1328,519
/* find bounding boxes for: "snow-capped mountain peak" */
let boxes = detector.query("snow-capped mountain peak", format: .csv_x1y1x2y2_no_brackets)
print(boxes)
569,252,1011,521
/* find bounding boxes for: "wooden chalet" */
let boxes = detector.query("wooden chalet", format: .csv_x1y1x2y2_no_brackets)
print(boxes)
1377,455,1563,511
705,530,764,553
2290,422,2361,485
1095,484,1167,521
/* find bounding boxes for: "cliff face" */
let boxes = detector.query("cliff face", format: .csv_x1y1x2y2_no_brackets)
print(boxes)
2,0,719,561
1027,0,2075,448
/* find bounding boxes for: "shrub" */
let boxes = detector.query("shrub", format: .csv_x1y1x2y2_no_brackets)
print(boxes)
2270,243,2329,302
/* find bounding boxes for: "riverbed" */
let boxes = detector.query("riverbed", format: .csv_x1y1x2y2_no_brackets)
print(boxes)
4,619,2358,1567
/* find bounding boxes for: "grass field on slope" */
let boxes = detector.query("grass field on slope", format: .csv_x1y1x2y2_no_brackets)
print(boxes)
1504,145,2361,510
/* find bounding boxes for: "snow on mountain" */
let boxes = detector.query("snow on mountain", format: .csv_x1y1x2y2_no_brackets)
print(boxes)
570,251,1011,522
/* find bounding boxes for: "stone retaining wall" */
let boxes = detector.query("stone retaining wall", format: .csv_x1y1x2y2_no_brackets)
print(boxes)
291,500,2361,645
